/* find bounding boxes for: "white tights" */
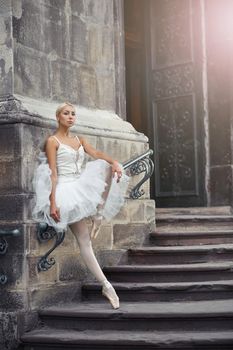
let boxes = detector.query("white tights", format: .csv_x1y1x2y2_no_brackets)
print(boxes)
69,219,107,285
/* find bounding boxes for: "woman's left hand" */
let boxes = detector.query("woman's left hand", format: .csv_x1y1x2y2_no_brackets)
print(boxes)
111,161,122,183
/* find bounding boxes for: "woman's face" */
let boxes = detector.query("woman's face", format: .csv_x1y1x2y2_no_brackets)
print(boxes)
57,105,76,127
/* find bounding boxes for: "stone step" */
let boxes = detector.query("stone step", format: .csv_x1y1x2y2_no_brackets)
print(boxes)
82,280,233,302
20,329,233,350
103,262,233,282
155,214,233,232
128,244,233,265
155,206,232,216
149,230,233,246
38,300,233,332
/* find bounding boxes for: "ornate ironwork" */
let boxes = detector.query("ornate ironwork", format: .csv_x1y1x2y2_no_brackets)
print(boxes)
0,238,8,255
37,223,57,243
0,274,7,285
123,149,154,199
37,226,65,272
0,228,21,237
0,228,21,285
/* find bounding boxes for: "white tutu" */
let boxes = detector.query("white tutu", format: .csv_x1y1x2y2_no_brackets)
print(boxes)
32,150,129,232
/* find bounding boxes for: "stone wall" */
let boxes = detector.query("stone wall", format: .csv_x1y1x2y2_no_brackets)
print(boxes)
0,1,155,348
12,0,118,111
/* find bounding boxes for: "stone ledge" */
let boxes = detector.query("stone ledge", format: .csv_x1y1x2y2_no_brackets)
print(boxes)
0,94,148,142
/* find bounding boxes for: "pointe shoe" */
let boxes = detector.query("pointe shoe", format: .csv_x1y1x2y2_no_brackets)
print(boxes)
102,281,120,309
90,216,102,239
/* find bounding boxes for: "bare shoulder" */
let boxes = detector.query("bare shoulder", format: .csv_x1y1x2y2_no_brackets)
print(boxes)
46,135,58,149
78,136,86,146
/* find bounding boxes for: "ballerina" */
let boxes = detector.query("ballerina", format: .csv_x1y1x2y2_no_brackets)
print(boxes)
32,102,129,309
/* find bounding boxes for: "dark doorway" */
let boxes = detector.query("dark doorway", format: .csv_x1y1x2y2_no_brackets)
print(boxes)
124,0,207,207
124,0,149,136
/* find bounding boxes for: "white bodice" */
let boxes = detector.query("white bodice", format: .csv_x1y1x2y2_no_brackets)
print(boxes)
56,144,85,178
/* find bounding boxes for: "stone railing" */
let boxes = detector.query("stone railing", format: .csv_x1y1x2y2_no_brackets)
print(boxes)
36,149,154,272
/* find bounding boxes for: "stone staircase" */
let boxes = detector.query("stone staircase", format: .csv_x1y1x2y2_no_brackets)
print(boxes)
19,207,233,349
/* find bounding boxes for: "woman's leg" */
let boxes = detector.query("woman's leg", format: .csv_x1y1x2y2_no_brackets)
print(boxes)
69,219,119,309
90,166,113,239
69,219,107,284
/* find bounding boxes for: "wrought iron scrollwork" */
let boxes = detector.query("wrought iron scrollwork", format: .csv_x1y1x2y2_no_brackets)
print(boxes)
0,228,21,285
37,224,65,272
0,274,7,285
0,238,8,255
123,149,154,199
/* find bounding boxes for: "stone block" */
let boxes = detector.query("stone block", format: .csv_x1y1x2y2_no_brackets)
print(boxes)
78,65,98,107
85,0,114,26
0,125,20,159
92,223,113,250
27,255,58,286
0,0,12,15
88,26,114,69
97,248,128,267
70,15,88,63
145,199,156,227
97,71,116,110
112,205,129,223
29,281,82,310
96,137,132,163
0,194,25,221
0,254,24,287
0,289,26,311
58,253,90,283
70,0,85,16
14,45,51,99
0,312,18,350
127,200,145,223
113,223,151,248
13,1,44,52
0,16,13,95
43,15,65,58
51,59,80,103
0,160,21,193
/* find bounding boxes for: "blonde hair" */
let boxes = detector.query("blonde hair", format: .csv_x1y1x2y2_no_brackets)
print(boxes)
55,102,76,118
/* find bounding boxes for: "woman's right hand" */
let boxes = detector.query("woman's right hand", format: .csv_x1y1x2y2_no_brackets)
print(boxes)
50,203,60,222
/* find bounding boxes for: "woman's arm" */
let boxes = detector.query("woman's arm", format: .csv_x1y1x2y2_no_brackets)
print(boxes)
81,138,122,181
45,137,60,222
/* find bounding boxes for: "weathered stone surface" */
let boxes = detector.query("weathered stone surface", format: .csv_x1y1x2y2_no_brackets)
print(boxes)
113,223,152,248
0,15,13,95
88,26,114,68
78,65,98,107
14,45,51,100
0,160,21,194
50,59,80,103
29,282,82,309
0,194,26,221
0,290,25,311
59,254,89,283
0,123,20,158
70,15,88,63
92,224,113,250
70,0,85,16
0,254,24,287
209,166,232,206
27,255,58,286
0,312,18,350
85,0,113,26
97,71,116,110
